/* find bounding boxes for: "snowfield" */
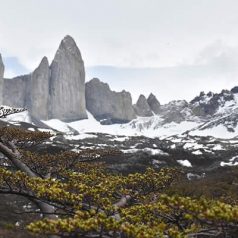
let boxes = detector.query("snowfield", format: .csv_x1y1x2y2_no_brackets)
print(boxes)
2,109,238,139
2,106,238,139
43,112,238,139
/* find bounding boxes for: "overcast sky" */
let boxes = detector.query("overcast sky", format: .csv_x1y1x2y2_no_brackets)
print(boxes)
1,0,238,103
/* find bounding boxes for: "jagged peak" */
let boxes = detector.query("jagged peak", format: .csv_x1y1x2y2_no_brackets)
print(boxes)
148,93,156,98
54,35,82,60
134,94,153,117
207,91,213,97
90,77,101,83
231,86,238,94
62,35,76,44
147,93,160,103
87,78,132,96
137,94,147,102
32,56,49,75
87,78,110,90
39,56,49,68
41,56,49,64
147,93,160,114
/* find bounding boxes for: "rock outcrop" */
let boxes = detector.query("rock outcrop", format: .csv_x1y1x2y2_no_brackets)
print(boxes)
3,75,29,108
0,54,4,105
147,93,160,114
134,95,153,117
231,86,238,94
49,35,87,121
1,35,87,121
26,57,50,120
85,78,136,124
190,90,234,117
160,100,189,123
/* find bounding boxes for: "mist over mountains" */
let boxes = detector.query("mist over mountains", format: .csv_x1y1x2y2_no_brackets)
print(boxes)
86,60,238,104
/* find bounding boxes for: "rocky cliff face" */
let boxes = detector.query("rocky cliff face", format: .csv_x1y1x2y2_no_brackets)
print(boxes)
147,93,160,114
1,35,87,121
26,57,50,120
134,95,153,117
85,78,135,124
49,35,87,121
3,35,238,132
3,75,29,108
189,90,234,117
159,100,189,123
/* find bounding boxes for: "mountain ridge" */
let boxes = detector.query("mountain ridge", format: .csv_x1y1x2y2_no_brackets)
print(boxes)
1,35,238,139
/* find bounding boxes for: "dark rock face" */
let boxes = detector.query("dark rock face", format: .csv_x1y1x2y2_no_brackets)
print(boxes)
85,78,136,124
26,57,50,120
0,55,4,105
49,35,87,121
134,95,153,117
1,36,87,121
190,90,234,117
231,86,238,94
147,93,160,114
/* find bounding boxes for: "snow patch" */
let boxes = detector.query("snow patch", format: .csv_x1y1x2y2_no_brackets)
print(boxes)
3,111,32,124
177,160,192,167
64,134,97,140
122,148,168,155
192,150,203,155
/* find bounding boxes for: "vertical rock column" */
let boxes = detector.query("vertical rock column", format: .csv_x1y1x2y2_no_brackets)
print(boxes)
26,57,50,120
49,35,87,121
147,93,160,114
134,95,153,117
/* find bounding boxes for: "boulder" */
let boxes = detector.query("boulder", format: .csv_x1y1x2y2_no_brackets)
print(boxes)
134,94,153,117
147,93,160,114
85,78,136,124
49,35,87,121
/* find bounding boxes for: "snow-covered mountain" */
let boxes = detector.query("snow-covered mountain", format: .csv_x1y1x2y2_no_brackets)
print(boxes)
1,85,238,140
1,35,238,140
121,87,238,139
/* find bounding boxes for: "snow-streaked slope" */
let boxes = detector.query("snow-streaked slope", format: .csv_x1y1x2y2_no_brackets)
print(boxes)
41,110,238,139
41,112,202,138
121,115,201,138
41,119,73,134
3,89,238,139
189,124,238,139
43,112,135,136
2,109,238,139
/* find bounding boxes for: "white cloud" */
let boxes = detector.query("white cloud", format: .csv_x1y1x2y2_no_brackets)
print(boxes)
87,40,238,103
1,0,238,102
1,0,238,69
